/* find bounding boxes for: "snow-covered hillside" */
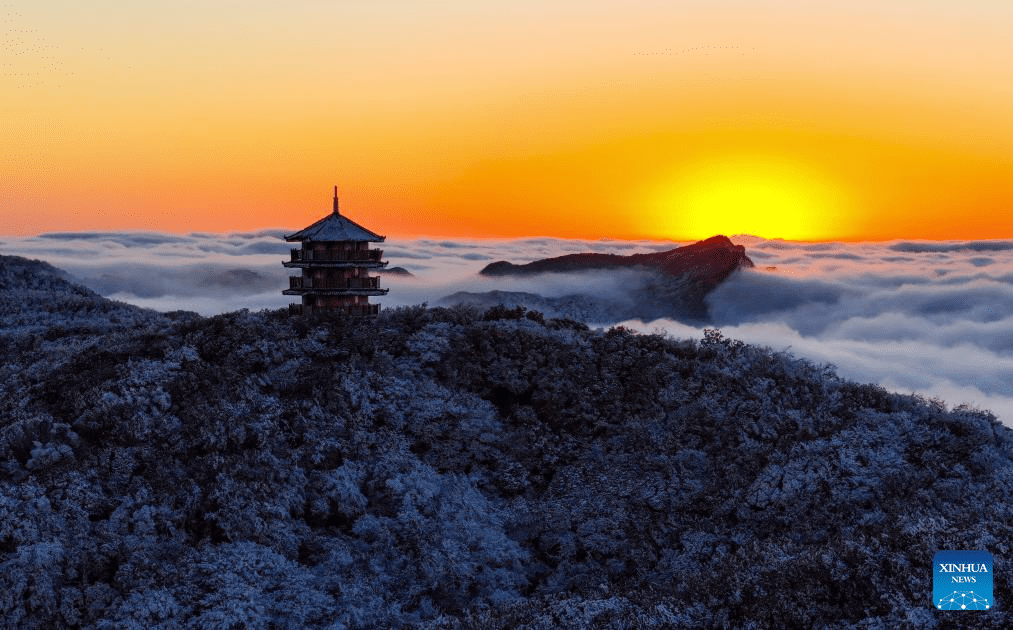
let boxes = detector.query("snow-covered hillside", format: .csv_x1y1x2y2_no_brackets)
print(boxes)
1,255,1010,628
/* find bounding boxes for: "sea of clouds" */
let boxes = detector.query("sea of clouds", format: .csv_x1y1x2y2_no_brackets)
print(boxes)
1,230,1011,425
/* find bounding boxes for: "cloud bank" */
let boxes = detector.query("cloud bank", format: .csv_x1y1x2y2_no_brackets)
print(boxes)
1,231,1010,425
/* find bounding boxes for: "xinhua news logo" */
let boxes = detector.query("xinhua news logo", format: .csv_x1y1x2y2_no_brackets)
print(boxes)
934,550,993,611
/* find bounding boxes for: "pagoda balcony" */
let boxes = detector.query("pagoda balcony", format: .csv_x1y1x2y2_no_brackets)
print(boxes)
289,249,383,263
283,276,388,296
287,276,382,290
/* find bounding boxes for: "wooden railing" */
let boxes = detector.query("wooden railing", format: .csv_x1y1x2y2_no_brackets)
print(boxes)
289,276,381,290
290,249,383,263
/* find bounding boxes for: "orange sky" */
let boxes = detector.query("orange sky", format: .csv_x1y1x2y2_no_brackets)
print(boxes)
3,1,1012,240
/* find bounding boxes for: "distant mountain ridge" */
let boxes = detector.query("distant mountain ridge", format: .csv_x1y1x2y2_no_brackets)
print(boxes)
439,289,630,324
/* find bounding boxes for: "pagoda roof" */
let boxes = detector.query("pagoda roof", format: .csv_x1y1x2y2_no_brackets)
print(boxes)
285,211,385,243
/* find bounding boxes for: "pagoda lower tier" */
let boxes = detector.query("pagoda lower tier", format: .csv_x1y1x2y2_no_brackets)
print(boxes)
283,265,388,317
285,295,381,317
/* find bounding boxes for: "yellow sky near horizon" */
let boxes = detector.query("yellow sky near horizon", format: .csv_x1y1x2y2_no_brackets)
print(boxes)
2,0,1012,240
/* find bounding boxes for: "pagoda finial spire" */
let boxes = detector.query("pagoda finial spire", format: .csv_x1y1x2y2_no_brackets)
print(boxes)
333,185,339,215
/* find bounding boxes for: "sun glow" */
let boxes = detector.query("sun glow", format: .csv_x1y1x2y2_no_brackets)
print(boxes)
650,153,854,241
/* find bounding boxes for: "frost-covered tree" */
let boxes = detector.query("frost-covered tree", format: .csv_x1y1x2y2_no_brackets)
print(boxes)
1,256,1012,627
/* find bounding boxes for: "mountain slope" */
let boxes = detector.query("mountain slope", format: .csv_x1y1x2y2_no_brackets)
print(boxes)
0,258,1010,628
0,254,160,332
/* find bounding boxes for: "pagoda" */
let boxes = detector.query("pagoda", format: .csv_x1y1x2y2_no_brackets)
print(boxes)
282,187,388,316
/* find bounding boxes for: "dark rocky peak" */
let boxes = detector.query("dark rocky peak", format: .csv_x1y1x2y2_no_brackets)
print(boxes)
480,234,753,290
656,235,754,292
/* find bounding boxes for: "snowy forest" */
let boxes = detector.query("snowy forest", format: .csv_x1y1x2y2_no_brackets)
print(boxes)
1,253,1012,628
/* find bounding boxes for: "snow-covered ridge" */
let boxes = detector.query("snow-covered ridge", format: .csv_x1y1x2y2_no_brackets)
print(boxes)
0,255,1011,627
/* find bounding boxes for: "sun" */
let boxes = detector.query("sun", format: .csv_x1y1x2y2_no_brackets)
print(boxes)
648,152,853,241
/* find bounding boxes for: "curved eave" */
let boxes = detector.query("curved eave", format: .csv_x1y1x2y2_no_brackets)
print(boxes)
283,260,388,269
285,235,386,243
283,289,388,297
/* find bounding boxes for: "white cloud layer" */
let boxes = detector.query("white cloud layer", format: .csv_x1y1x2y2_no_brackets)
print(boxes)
2,231,1011,425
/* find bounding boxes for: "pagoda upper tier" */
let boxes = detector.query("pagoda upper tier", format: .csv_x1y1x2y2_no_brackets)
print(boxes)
284,201,385,244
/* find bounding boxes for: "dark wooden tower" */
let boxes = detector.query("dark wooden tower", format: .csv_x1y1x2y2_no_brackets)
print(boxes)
283,187,388,316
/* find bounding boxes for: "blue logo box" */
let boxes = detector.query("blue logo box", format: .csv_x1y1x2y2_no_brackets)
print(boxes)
934,550,993,610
